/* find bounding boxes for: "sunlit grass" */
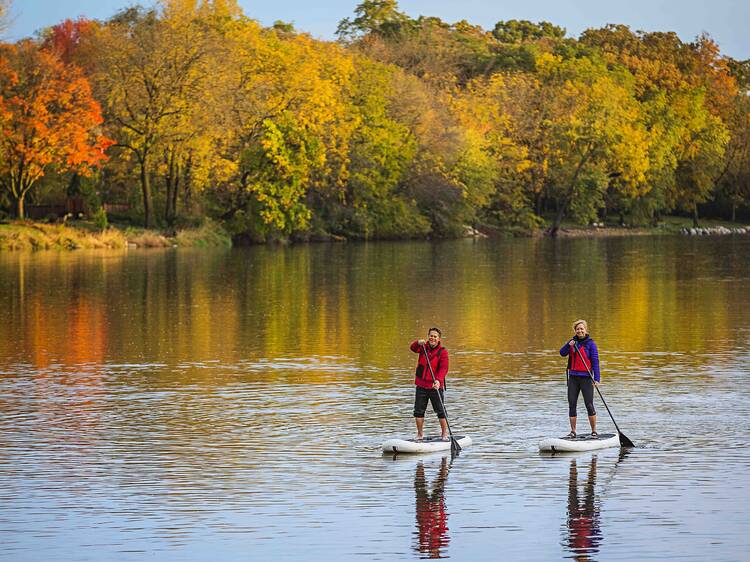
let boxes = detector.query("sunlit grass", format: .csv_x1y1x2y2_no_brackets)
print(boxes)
0,220,232,251
0,222,127,250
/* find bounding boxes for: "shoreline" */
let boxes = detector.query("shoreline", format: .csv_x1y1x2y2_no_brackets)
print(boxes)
1,219,749,251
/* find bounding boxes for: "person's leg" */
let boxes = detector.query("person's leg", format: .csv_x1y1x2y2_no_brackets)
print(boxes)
415,417,425,440
567,376,580,435
439,418,448,440
414,387,429,439
581,378,597,435
429,389,449,439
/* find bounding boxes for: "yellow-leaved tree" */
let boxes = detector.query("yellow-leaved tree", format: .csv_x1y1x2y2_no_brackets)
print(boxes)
93,2,213,228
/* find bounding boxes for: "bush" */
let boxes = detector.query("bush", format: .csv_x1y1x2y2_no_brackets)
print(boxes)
92,207,108,231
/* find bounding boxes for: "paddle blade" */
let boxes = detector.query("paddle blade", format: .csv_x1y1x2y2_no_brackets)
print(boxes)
451,438,462,453
618,432,635,448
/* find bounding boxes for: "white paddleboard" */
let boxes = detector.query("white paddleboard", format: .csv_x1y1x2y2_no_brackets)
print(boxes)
538,432,619,452
382,435,472,454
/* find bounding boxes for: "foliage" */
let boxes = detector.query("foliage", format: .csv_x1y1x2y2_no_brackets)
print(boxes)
0,0,747,241
0,40,112,219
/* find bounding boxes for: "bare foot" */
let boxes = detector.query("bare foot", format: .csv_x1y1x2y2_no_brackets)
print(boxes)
415,435,424,441
441,435,450,441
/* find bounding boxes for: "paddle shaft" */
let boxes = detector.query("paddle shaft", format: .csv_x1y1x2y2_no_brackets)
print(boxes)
572,342,634,447
421,343,461,452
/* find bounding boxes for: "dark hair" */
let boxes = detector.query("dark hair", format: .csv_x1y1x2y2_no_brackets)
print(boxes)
428,327,442,336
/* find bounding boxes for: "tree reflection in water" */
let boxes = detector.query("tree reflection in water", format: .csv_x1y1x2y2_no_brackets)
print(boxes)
564,455,602,561
414,456,450,559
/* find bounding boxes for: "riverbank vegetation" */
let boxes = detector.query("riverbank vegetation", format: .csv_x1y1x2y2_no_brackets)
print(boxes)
1,0,749,244
0,220,231,251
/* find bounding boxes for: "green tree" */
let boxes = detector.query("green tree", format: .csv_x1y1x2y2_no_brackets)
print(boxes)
336,0,411,41
492,20,565,44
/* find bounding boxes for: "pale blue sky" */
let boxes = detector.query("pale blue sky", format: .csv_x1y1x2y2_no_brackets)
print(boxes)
6,0,750,60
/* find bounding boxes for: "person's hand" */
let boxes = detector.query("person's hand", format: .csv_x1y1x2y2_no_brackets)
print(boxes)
569,339,576,347
433,380,440,390
418,339,426,346
594,381,600,387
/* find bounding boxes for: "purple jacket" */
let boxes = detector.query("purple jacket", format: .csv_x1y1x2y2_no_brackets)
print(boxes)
560,336,600,382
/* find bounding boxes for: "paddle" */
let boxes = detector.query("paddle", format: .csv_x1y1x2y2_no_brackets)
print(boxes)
572,343,635,448
421,343,462,454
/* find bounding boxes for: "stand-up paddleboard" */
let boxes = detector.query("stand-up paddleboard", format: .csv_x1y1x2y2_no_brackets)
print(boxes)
382,435,472,454
539,433,619,452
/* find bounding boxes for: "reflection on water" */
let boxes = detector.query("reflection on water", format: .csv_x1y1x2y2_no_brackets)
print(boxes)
564,456,602,561
561,449,632,562
414,457,450,558
0,237,749,561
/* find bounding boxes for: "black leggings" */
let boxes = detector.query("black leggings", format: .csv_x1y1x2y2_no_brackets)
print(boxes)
568,375,596,417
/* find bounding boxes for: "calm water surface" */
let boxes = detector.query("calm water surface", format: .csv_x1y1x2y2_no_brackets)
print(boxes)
1,236,749,561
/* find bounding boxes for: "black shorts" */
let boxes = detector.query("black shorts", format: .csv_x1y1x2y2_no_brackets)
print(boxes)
413,386,446,419
568,375,596,417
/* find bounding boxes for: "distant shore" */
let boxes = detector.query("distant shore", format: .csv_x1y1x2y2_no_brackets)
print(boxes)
1,217,748,251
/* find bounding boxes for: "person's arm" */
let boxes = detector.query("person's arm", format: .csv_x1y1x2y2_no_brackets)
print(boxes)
410,340,422,353
435,349,449,386
588,341,601,382
560,340,573,356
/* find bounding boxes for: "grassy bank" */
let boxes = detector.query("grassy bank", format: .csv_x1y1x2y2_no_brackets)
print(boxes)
1,216,748,251
0,221,232,251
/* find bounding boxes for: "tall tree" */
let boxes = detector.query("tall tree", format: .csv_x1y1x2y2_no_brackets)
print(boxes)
536,54,649,234
93,5,210,228
0,41,111,218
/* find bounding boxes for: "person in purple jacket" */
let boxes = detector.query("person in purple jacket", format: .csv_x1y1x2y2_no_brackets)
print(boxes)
560,319,600,438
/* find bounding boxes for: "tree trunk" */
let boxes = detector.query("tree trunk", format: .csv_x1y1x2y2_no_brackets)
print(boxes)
547,145,594,237
183,154,193,209
548,201,568,237
692,203,699,228
12,176,27,219
164,149,179,227
140,156,154,229
67,173,82,196
732,203,736,223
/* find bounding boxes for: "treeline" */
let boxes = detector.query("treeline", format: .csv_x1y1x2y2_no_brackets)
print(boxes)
1,0,749,241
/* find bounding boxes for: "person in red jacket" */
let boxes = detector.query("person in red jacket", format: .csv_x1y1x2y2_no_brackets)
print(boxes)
410,327,449,441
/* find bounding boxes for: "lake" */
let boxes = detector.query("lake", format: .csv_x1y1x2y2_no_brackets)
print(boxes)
1,235,749,561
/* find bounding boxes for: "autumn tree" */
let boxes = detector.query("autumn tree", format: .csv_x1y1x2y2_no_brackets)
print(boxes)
336,0,411,41
532,54,650,234
0,40,111,218
312,56,426,238
92,4,212,228
715,61,750,220
579,26,733,224
202,15,358,240
42,17,99,65
451,73,545,227
491,20,565,44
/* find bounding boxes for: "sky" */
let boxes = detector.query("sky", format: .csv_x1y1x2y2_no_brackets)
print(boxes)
5,0,750,60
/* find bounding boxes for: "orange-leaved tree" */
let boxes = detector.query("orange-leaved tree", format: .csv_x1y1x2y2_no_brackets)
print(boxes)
0,40,112,218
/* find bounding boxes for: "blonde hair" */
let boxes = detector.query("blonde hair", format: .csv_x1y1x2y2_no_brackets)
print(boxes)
572,319,589,334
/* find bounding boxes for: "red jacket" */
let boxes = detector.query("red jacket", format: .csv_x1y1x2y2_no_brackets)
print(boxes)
411,340,449,389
